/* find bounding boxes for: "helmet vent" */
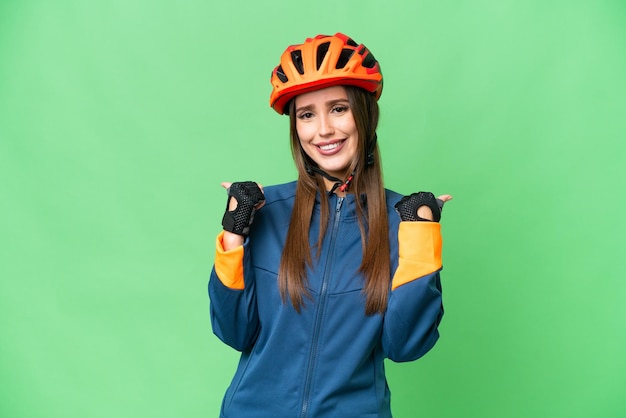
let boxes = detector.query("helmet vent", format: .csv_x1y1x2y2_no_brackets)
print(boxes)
346,38,358,47
290,50,305,74
361,50,377,69
316,42,331,70
276,66,289,83
335,48,355,69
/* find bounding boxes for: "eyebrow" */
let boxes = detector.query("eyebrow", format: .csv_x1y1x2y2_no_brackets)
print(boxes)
295,98,349,114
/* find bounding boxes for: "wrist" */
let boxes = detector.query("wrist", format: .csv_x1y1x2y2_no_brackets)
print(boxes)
222,231,244,251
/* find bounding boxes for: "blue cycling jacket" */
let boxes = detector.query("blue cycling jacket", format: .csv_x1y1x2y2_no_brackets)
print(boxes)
209,181,444,418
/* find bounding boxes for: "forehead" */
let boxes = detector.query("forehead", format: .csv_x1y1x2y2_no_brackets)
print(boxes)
294,86,348,108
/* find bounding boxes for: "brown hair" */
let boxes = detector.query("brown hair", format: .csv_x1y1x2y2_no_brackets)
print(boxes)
278,86,390,315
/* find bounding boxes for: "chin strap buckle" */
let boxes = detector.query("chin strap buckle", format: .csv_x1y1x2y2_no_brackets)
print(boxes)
338,173,355,193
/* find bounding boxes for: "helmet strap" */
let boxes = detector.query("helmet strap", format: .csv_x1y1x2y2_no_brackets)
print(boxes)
366,133,377,167
305,164,355,194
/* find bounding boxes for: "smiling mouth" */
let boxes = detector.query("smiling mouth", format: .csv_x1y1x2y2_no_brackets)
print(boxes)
316,139,345,151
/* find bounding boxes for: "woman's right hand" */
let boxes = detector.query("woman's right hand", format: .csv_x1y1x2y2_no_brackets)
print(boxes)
220,182,265,249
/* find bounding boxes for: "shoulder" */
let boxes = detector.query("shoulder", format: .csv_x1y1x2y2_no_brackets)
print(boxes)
262,181,297,205
383,188,403,228
384,188,403,211
251,181,296,234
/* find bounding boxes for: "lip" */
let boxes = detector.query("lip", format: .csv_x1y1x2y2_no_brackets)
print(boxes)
314,139,346,156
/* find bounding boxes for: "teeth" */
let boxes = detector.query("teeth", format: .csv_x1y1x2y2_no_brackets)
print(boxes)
319,142,340,151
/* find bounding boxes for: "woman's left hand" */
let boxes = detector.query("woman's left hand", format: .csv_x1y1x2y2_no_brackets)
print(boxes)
396,193,453,222
418,194,453,221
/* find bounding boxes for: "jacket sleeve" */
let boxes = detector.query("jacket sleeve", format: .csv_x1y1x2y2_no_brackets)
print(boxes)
208,231,259,352
382,221,444,362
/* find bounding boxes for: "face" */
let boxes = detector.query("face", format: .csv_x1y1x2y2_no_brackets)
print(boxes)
294,86,358,184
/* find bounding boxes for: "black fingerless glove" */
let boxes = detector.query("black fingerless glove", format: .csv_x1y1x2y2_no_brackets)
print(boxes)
221,181,265,237
395,192,444,222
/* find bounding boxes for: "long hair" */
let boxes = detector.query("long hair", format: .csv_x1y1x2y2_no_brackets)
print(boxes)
277,86,390,315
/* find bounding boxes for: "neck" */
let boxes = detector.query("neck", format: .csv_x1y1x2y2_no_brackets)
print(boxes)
305,164,357,196
323,178,347,197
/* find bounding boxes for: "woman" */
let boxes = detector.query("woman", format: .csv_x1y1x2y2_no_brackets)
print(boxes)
209,32,452,418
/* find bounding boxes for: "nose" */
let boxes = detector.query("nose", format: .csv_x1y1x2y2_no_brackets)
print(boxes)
318,114,334,137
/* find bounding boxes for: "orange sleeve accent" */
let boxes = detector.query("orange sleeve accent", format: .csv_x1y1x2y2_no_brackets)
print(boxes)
214,231,245,290
391,222,443,291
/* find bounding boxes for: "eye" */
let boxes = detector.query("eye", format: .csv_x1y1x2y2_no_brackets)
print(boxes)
331,105,349,114
297,111,314,120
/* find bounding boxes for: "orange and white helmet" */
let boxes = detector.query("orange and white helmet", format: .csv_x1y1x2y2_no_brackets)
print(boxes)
269,33,383,115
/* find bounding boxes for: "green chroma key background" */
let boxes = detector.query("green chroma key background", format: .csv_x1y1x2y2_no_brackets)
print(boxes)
1,1,624,417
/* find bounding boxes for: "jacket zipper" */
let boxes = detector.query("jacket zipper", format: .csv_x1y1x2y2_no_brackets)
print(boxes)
300,196,344,418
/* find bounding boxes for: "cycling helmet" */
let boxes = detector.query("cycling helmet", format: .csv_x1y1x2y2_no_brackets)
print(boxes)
269,32,383,115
